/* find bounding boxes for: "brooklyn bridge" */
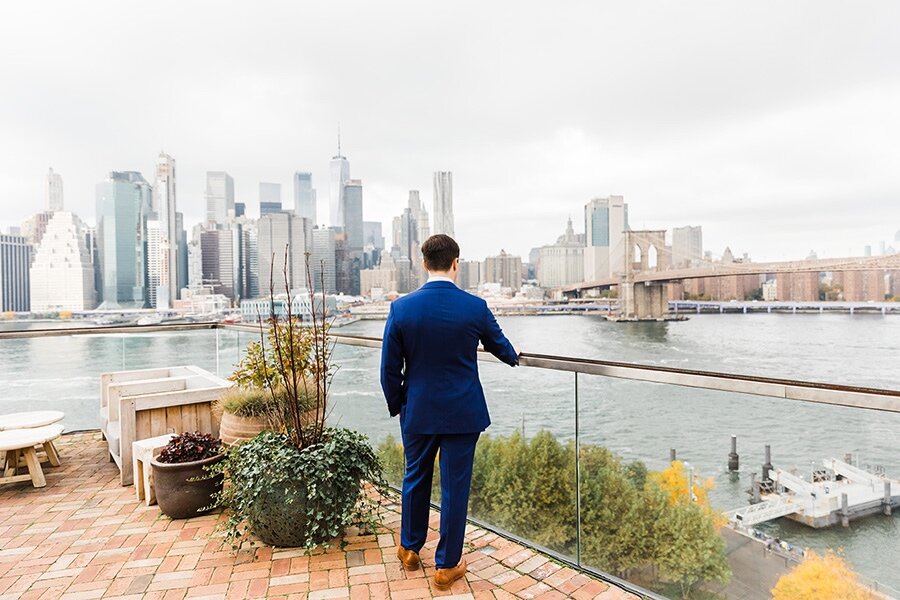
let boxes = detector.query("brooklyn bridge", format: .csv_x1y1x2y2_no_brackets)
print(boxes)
558,229,900,320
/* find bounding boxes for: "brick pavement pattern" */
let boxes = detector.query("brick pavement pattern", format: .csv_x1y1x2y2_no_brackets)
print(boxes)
0,433,639,600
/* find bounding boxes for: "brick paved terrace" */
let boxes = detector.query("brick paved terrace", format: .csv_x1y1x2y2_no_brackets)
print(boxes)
0,432,639,600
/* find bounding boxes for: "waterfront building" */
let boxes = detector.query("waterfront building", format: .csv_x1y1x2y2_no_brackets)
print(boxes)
483,250,523,290
762,279,777,301
432,171,454,237
672,225,703,268
205,171,235,224
46,168,64,212
240,291,336,323
360,255,400,297
458,259,482,291
0,233,31,312
330,145,350,227
343,179,364,251
833,270,885,302
584,195,628,281
187,223,205,290
95,171,152,308
257,212,309,294
30,212,96,311
311,227,337,294
538,218,585,288
775,272,820,302
293,172,316,224
151,153,179,308
146,220,162,307
176,212,188,294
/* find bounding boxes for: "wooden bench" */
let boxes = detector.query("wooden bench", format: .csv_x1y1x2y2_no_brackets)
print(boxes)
133,434,176,506
0,424,65,488
100,366,232,485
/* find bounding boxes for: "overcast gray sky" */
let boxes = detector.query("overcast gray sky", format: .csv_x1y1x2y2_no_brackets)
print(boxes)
1,1,899,261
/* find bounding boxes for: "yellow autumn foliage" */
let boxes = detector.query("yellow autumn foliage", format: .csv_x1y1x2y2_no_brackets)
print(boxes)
651,460,714,506
772,550,877,600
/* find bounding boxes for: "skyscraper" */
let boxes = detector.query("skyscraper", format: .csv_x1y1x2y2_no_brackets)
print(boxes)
260,182,283,216
408,190,430,242
293,172,316,224
30,212,96,311
257,212,309,294
46,168,63,212
483,251,523,289
311,227,337,294
152,153,179,308
342,180,364,251
200,227,244,300
432,171,454,238
583,195,629,281
95,171,152,308
0,233,31,312
330,141,350,227
671,225,703,268
205,171,234,224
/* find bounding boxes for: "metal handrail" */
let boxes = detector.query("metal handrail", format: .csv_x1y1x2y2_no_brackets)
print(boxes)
3,322,898,413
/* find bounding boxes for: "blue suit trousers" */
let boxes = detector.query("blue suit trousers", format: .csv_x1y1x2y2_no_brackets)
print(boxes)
400,431,480,569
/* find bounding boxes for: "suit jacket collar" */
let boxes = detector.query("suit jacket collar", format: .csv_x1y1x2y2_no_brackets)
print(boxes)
423,280,458,290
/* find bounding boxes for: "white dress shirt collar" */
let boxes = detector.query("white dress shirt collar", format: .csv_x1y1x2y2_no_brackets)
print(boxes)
426,275,455,285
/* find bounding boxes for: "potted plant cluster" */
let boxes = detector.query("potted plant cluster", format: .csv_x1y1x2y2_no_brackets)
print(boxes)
151,431,224,519
211,250,385,549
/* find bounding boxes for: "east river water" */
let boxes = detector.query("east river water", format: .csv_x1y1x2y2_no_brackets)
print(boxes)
0,313,897,590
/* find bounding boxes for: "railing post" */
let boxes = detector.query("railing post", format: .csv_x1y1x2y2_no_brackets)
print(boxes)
574,371,582,568
215,328,220,376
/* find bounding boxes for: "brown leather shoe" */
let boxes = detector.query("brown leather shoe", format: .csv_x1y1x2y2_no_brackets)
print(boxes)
396,546,421,571
433,559,467,590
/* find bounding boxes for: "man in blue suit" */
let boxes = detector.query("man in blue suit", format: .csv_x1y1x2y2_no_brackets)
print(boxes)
381,234,519,590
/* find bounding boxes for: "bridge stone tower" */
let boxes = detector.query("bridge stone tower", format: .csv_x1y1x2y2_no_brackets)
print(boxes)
620,229,671,320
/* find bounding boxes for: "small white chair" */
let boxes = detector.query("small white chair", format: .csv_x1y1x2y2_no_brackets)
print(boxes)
132,433,176,506
0,424,65,488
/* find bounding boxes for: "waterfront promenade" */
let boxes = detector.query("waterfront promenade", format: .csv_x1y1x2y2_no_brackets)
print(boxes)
0,432,635,600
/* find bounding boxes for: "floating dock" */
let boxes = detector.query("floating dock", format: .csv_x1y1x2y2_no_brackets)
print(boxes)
726,458,899,528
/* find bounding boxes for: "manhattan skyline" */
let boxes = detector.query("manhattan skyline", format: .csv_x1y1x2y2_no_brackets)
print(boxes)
1,2,900,261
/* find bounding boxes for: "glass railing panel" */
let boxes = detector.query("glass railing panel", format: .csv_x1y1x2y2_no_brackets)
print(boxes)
575,372,900,599
0,332,124,431
122,329,219,373
471,360,577,560
328,342,390,454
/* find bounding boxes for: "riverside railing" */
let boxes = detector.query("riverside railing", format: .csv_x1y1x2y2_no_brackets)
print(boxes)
1,322,897,600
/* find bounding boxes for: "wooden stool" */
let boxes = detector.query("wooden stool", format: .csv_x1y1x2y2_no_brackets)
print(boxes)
0,410,65,431
0,424,65,488
132,434,176,505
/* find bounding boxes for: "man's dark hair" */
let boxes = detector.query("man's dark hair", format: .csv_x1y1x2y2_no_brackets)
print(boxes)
421,234,460,272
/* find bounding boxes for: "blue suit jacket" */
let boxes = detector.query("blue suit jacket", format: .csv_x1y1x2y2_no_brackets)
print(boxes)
380,280,518,434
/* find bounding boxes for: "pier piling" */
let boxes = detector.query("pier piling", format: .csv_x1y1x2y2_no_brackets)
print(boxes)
728,435,739,472
841,493,850,527
670,448,676,462
885,481,893,516
762,445,773,483
750,472,761,503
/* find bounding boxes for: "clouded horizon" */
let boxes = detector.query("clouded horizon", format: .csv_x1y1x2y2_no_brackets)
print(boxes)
1,1,899,261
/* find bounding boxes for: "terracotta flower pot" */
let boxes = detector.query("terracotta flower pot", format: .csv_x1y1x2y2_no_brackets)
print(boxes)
220,412,271,446
151,454,224,519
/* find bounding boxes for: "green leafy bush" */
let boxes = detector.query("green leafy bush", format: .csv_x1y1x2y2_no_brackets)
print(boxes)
377,430,730,597
213,429,387,549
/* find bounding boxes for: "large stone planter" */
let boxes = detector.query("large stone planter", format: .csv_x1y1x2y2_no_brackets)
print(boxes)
151,454,224,519
220,412,270,446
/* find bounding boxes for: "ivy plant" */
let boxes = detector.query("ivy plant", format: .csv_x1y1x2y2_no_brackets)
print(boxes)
210,429,388,550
